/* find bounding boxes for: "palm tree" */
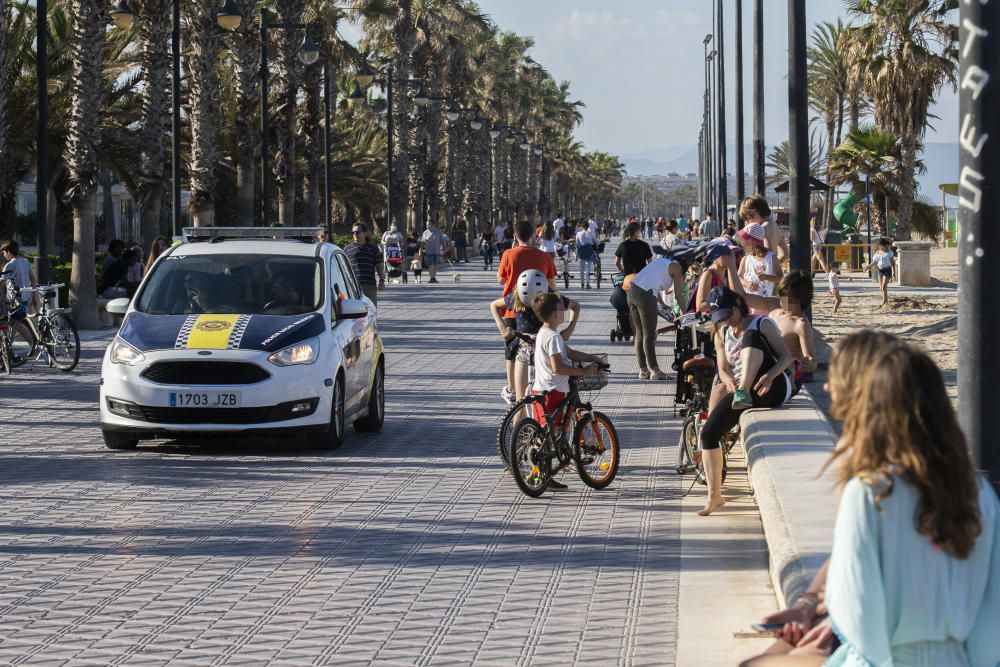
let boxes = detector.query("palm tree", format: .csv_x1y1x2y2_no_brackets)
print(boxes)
843,0,958,239
765,132,825,186
225,0,261,225
828,124,902,235
135,0,171,245
64,0,106,329
0,0,9,233
808,20,849,229
184,0,224,227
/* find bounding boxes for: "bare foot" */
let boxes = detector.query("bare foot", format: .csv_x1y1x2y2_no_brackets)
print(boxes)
697,497,727,516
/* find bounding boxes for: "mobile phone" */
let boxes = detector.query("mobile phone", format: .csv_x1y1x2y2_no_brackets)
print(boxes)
751,623,786,633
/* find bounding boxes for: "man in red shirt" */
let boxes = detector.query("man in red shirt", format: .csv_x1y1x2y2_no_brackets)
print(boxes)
496,221,557,403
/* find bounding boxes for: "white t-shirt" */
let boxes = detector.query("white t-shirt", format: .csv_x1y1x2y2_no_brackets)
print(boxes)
3,256,32,302
743,252,777,297
630,258,677,294
539,237,557,253
382,231,403,246
553,218,565,233
494,225,506,244
421,228,444,254
534,326,570,394
874,249,894,269
575,228,596,247
661,231,679,249
829,273,840,291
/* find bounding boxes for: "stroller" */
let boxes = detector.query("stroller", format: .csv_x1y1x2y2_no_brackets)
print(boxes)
384,241,407,284
609,272,634,342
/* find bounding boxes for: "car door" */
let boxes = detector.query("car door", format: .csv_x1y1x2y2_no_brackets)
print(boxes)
328,254,362,413
335,251,375,410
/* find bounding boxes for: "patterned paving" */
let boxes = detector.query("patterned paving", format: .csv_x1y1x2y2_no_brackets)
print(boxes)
0,242,690,665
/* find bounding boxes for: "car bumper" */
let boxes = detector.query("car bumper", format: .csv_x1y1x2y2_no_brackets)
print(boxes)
100,348,333,436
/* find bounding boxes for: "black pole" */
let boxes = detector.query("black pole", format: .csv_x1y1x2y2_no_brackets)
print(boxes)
259,10,269,225
385,69,394,230
171,0,181,236
787,0,810,272
698,129,704,215
323,63,331,238
35,0,49,282
752,0,765,196
716,0,727,224
734,0,745,210
958,0,999,488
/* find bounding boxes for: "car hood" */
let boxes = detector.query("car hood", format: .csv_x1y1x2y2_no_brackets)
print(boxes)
118,312,327,353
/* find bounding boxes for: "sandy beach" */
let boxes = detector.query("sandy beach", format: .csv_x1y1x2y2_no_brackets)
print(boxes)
807,246,959,429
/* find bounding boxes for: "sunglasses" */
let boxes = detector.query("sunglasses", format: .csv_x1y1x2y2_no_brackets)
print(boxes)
352,230,363,235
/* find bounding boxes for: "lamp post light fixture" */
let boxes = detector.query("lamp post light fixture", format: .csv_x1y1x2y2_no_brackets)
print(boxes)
519,135,530,150
109,0,241,238
297,33,319,65
470,110,484,132
348,82,366,107
533,145,543,156
445,101,460,123
489,123,502,140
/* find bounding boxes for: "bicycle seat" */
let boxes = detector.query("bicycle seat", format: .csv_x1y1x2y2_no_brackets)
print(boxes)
682,356,716,371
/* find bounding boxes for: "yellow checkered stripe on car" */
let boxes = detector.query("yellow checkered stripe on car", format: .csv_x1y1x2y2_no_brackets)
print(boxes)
174,314,252,350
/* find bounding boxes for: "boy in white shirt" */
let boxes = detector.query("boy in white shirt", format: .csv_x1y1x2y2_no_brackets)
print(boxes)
532,292,601,422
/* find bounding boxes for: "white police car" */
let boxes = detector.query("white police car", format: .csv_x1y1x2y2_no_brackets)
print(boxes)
99,227,384,450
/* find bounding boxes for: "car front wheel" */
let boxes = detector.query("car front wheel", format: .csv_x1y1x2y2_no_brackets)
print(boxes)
102,430,139,450
308,374,345,450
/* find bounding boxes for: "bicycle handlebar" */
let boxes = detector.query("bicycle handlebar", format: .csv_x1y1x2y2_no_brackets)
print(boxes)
511,331,611,371
26,283,66,291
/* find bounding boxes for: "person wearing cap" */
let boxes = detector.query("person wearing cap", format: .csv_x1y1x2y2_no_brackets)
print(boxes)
626,256,686,381
701,285,794,516
738,221,783,315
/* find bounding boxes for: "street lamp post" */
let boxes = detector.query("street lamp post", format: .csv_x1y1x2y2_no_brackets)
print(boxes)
787,0,810,272
734,0,745,208
715,0,727,224
864,173,873,267
958,0,1000,488
752,0,765,196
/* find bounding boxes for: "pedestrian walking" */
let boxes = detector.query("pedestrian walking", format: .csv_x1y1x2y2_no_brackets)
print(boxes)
700,211,721,240
479,229,495,271
829,268,842,314
575,224,597,289
868,239,894,307
626,257,686,381
420,220,446,284
345,223,385,305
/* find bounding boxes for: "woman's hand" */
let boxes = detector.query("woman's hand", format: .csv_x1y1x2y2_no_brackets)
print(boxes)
501,326,515,341
722,377,738,393
754,370,775,396
759,604,816,646
796,617,834,651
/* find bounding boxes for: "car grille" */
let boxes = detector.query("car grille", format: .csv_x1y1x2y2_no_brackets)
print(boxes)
141,361,271,385
111,399,317,425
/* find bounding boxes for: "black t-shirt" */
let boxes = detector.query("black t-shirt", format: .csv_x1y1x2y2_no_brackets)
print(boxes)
615,239,652,275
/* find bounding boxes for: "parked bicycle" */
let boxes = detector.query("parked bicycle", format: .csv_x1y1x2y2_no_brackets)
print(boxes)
673,313,739,491
556,241,575,290
24,284,81,371
509,354,620,497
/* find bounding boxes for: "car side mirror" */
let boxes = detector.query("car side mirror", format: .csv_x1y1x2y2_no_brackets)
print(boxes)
106,298,130,315
338,298,367,320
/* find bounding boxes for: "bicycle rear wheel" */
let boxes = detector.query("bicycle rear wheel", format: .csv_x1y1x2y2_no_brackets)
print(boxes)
0,332,11,374
573,411,619,489
497,395,543,468
682,415,707,485
9,319,36,368
45,313,80,371
511,418,550,498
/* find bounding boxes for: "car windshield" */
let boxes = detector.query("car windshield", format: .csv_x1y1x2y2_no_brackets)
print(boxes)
135,253,323,316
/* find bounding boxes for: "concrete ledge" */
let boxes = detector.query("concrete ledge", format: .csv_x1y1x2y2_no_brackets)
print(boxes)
741,388,838,608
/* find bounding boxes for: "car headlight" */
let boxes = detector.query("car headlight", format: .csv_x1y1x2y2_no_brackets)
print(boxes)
268,337,319,367
109,337,146,366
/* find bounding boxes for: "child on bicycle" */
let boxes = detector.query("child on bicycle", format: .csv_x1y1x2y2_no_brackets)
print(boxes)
489,269,580,402
531,291,601,427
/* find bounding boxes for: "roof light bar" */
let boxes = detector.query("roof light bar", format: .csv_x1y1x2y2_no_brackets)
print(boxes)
182,227,324,243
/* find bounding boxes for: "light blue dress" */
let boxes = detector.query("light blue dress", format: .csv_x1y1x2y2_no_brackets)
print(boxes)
825,474,1000,667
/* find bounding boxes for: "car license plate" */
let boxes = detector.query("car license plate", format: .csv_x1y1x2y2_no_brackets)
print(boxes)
168,391,242,408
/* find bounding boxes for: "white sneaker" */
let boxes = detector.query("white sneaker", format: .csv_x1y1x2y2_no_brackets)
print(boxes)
500,386,515,405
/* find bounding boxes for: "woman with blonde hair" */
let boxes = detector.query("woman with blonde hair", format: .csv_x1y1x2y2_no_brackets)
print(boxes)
744,340,1000,666
144,235,170,276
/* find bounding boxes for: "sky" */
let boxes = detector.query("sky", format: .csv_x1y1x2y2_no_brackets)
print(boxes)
340,1,960,160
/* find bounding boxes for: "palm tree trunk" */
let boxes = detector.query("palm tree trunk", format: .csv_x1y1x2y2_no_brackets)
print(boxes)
0,0,9,220
271,0,305,227
102,171,115,242
184,2,223,227
136,0,169,246
231,0,260,225
65,0,105,329
825,119,835,230
896,135,917,240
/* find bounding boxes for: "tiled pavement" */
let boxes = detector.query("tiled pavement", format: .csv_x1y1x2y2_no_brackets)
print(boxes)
0,242,771,666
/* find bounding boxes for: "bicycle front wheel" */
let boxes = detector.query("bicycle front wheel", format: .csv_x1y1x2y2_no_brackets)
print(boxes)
45,313,80,371
0,333,11,374
511,418,550,498
497,395,543,468
9,319,36,368
573,411,620,489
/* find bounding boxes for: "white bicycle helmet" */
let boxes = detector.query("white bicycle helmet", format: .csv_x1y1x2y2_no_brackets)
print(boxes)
516,269,549,306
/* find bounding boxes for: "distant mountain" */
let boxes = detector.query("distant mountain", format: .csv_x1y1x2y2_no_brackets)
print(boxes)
622,142,960,199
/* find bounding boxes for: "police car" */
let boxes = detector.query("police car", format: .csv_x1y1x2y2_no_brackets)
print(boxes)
99,227,384,450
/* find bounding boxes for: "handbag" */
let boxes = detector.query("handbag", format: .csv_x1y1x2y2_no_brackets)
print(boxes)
622,273,638,291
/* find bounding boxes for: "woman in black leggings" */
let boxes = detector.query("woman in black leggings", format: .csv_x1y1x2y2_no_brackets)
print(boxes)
699,286,794,516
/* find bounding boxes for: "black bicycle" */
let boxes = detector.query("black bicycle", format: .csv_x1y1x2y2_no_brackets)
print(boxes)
24,283,81,371
510,356,620,497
